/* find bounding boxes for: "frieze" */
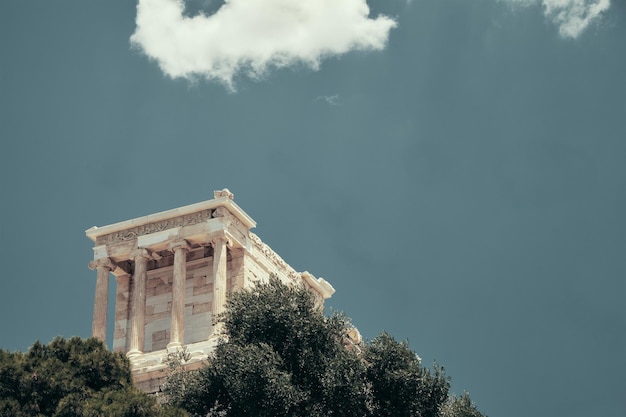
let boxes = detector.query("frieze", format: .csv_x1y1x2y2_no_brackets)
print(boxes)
249,232,300,283
96,209,214,246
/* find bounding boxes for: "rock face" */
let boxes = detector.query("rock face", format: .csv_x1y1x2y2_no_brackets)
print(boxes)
86,189,335,393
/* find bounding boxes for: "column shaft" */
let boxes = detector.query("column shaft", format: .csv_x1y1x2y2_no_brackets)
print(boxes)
212,236,228,335
91,260,112,342
128,250,149,356
113,274,131,353
168,241,189,350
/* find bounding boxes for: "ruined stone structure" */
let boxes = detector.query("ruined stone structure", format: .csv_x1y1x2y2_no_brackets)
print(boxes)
86,189,335,392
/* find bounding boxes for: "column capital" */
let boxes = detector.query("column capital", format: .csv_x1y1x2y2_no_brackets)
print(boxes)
209,231,232,248
130,248,151,261
169,239,191,253
88,257,115,271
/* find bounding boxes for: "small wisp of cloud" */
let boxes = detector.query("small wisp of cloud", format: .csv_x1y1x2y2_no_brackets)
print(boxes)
315,94,340,106
130,0,397,90
503,0,611,38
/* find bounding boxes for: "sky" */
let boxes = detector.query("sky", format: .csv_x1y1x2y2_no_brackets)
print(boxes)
0,0,624,415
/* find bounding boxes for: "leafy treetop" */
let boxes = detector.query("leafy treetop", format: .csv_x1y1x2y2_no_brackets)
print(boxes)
163,276,486,417
0,336,185,417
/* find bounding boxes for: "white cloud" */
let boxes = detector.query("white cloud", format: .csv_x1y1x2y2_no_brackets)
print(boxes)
503,0,611,38
130,0,397,88
543,0,610,38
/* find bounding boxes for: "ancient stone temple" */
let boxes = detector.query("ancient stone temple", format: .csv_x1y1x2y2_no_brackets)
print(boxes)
85,189,335,392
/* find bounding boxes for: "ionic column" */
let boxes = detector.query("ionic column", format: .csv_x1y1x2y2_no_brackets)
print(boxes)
88,258,114,342
168,240,190,351
114,274,131,353
128,249,150,357
211,234,230,336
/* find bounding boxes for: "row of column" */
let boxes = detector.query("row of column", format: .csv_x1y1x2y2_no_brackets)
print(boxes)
90,235,230,355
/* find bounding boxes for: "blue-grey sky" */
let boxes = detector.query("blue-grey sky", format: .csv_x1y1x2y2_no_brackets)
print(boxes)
1,1,624,416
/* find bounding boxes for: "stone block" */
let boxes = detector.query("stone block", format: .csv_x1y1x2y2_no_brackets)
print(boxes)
187,249,206,263
193,274,209,287
145,318,170,351
138,228,179,249
152,282,172,296
147,293,172,306
184,312,211,345
151,330,168,351
115,318,128,328
114,327,127,339
153,300,170,314
146,277,160,289
112,338,127,353
193,302,210,314
152,329,167,342
145,310,170,323
116,289,129,300
187,293,211,308
193,284,211,296
115,308,129,321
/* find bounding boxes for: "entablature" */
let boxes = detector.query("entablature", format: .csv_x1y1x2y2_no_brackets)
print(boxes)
86,191,255,247
87,192,253,264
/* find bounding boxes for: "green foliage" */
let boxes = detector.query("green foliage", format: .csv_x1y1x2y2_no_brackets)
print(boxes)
165,277,369,416
0,283,484,417
187,342,305,416
0,337,184,417
439,392,487,417
163,276,486,417
160,347,193,408
364,332,450,417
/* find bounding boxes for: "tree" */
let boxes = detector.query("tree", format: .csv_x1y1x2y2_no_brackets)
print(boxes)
0,337,185,417
364,332,449,417
165,277,369,416
439,392,487,417
163,276,486,417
